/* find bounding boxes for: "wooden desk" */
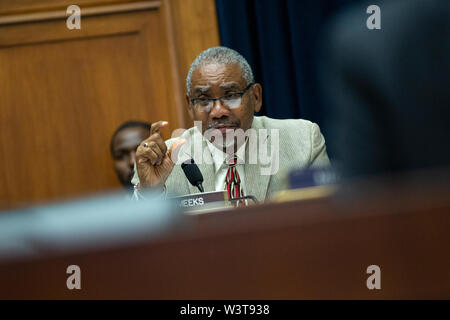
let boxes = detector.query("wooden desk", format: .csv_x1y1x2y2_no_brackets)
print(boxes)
0,172,449,299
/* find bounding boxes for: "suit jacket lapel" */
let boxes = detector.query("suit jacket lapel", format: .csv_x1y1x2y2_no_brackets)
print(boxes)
181,128,215,194
195,147,215,193
244,117,272,202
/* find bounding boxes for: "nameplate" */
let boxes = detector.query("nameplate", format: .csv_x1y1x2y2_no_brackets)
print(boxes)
288,167,339,189
170,191,230,214
274,166,338,203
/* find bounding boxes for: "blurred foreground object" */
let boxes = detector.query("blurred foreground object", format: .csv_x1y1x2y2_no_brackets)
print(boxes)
0,167,449,299
321,0,450,180
0,192,182,262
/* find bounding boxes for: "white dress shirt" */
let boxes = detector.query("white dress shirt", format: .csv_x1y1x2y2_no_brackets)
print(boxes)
204,138,247,196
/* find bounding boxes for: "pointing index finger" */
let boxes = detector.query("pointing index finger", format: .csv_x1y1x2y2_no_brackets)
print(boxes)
150,121,168,135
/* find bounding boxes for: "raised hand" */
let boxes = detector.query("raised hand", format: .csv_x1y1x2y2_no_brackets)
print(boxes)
135,121,186,189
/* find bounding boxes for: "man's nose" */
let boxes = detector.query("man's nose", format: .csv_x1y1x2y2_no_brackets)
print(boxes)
209,99,230,119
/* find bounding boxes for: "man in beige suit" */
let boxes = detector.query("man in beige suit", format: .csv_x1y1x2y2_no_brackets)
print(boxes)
133,47,329,203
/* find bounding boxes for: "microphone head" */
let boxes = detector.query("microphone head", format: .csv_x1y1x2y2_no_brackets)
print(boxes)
181,159,204,188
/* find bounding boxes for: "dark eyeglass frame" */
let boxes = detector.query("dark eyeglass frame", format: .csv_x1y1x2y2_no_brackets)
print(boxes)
190,82,255,108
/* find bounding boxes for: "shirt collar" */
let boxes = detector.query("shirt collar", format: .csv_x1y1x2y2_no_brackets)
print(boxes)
205,136,248,174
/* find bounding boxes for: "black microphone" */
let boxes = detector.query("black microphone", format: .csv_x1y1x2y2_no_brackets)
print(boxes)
181,159,204,193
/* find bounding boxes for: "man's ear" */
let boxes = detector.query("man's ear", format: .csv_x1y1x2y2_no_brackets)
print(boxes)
185,93,194,119
252,83,262,113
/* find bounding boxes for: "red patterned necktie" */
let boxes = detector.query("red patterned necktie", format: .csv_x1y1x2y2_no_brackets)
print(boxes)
224,156,245,207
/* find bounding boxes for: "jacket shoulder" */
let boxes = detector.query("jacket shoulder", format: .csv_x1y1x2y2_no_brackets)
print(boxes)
253,116,329,167
254,116,316,132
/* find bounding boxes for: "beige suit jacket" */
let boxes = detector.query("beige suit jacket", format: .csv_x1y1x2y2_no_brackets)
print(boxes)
132,116,330,202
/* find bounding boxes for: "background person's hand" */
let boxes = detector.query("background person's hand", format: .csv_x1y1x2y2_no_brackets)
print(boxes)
135,121,186,189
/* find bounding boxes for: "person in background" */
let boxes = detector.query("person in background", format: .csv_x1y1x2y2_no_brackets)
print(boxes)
320,0,450,180
110,121,151,192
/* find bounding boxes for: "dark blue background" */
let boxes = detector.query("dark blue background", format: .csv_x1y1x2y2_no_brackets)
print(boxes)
215,0,360,158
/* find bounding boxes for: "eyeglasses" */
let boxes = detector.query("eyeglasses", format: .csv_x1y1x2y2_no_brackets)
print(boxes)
190,83,255,112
